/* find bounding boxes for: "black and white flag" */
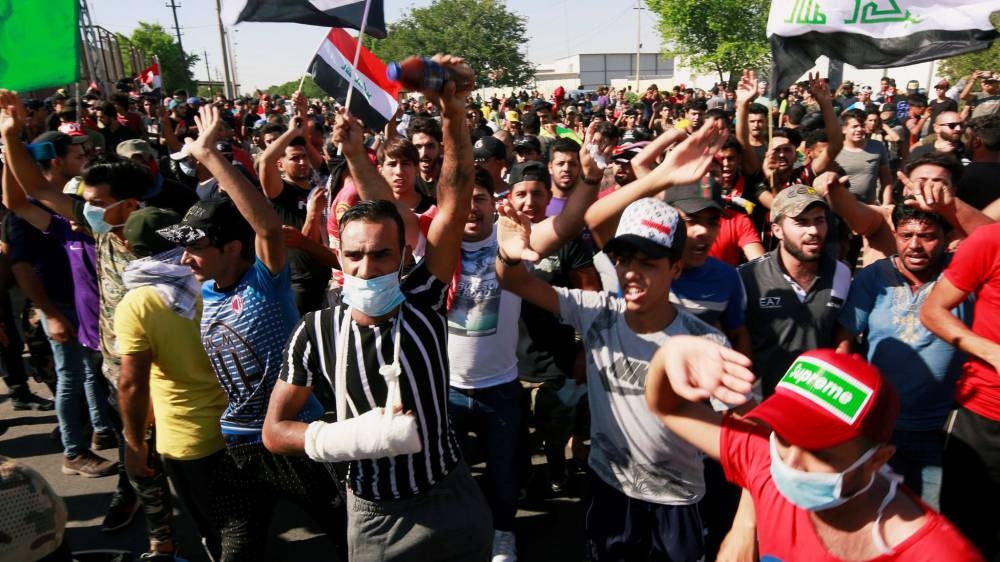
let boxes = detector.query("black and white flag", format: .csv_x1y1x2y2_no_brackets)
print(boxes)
768,0,999,94
222,0,386,38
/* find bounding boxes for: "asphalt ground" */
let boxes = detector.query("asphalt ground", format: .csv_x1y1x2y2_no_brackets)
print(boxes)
1,381,589,562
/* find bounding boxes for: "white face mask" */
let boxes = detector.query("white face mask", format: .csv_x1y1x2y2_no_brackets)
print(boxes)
768,432,878,511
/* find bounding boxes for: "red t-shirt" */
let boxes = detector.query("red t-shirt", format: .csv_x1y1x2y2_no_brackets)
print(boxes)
709,209,761,266
720,416,984,562
944,222,1000,421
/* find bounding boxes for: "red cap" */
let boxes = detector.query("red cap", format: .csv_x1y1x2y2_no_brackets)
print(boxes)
747,350,899,450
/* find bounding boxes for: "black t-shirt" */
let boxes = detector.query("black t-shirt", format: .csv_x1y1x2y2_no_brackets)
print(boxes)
100,124,138,153
145,176,199,216
415,176,438,200
270,180,331,289
517,234,594,383
928,98,958,123
957,162,1000,210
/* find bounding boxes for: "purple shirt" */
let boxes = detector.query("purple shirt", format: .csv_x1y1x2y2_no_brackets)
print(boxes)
45,216,100,350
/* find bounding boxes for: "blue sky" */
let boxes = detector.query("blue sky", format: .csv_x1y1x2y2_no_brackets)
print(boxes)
90,0,662,91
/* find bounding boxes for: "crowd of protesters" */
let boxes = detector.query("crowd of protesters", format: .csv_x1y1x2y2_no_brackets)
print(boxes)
1,53,999,562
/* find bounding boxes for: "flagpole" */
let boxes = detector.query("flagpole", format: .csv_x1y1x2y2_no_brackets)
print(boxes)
337,0,375,155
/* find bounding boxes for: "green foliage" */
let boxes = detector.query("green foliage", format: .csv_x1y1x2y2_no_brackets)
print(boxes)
125,22,198,92
938,15,1000,84
264,76,326,99
645,0,770,83
367,0,534,88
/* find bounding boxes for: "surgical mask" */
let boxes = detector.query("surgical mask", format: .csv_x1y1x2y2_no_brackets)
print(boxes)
82,200,126,235
178,159,197,177
341,256,406,317
769,432,878,511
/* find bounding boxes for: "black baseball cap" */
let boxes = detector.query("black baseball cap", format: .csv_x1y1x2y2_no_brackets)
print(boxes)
513,136,542,154
123,207,181,258
473,136,506,162
157,199,252,246
664,180,724,215
32,131,87,154
508,161,550,186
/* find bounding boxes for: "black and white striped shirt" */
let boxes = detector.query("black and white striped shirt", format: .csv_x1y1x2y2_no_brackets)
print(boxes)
280,263,462,500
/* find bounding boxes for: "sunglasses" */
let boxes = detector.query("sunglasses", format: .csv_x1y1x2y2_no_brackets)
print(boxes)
938,122,962,129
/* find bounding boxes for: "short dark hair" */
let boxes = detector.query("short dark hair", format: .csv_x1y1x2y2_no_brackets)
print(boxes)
719,137,743,154
521,112,540,135
968,114,1000,151
474,166,494,195
683,99,708,112
786,103,807,125
377,137,419,166
593,121,620,143
841,109,866,126
772,127,802,149
891,204,951,234
907,94,928,107
259,123,286,137
339,199,406,250
803,129,829,149
903,152,963,183
748,103,769,117
549,137,580,159
110,93,130,110
98,102,118,118
406,116,442,143
287,136,307,148
82,154,150,201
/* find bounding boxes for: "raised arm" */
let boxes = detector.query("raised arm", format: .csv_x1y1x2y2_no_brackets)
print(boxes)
897,171,995,236
494,204,559,314
2,153,51,232
258,118,303,199
812,172,884,237
921,277,1000,373
808,73,844,174
292,91,324,171
421,55,477,282
585,118,728,247
188,105,286,275
645,335,755,460
631,128,688,179
527,134,604,258
332,110,418,250
734,70,762,176
0,90,77,221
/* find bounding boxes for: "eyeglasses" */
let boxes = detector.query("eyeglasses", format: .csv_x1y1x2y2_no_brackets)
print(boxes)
938,122,962,129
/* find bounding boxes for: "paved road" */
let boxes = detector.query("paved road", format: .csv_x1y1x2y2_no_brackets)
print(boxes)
1,382,588,562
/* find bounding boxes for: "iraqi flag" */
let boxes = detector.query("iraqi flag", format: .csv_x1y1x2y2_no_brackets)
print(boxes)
222,0,386,38
309,28,400,130
768,0,999,95
138,62,162,94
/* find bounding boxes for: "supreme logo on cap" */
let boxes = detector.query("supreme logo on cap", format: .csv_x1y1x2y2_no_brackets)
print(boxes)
776,357,874,424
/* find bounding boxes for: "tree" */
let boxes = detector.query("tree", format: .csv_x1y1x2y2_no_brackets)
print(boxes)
368,0,534,89
937,14,1000,84
124,22,198,93
264,76,326,99
645,0,770,84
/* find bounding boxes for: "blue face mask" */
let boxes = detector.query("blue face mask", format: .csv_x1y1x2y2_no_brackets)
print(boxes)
342,265,406,318
82,200,126,235
768,432,878,511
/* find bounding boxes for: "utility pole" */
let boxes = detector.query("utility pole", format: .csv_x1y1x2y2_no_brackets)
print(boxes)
226,29,240,98
203,50,214,97
166,0,184,55
634,0,643,92
214,0,234,98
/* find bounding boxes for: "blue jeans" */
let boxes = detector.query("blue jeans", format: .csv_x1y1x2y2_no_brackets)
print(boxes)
889,428,944,510
447,378,521,531
42,308,113,457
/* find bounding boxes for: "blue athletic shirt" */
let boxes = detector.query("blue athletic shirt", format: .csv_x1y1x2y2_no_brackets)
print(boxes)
201,259,322,437
669,257,746,331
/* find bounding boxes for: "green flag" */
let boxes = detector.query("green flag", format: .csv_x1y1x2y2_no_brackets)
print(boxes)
0,1,80,91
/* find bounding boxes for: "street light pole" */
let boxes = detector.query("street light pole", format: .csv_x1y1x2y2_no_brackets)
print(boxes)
634,0,643,92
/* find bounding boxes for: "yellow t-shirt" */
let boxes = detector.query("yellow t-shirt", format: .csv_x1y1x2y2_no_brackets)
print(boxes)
114,286,226,461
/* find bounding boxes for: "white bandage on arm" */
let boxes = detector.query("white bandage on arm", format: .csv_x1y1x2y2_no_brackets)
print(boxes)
303,408,422,463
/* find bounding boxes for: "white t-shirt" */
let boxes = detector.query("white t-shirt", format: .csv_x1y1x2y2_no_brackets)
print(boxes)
447,226,521,389
556,287,728,505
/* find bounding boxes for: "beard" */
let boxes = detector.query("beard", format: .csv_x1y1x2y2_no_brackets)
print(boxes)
783,234,824,262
